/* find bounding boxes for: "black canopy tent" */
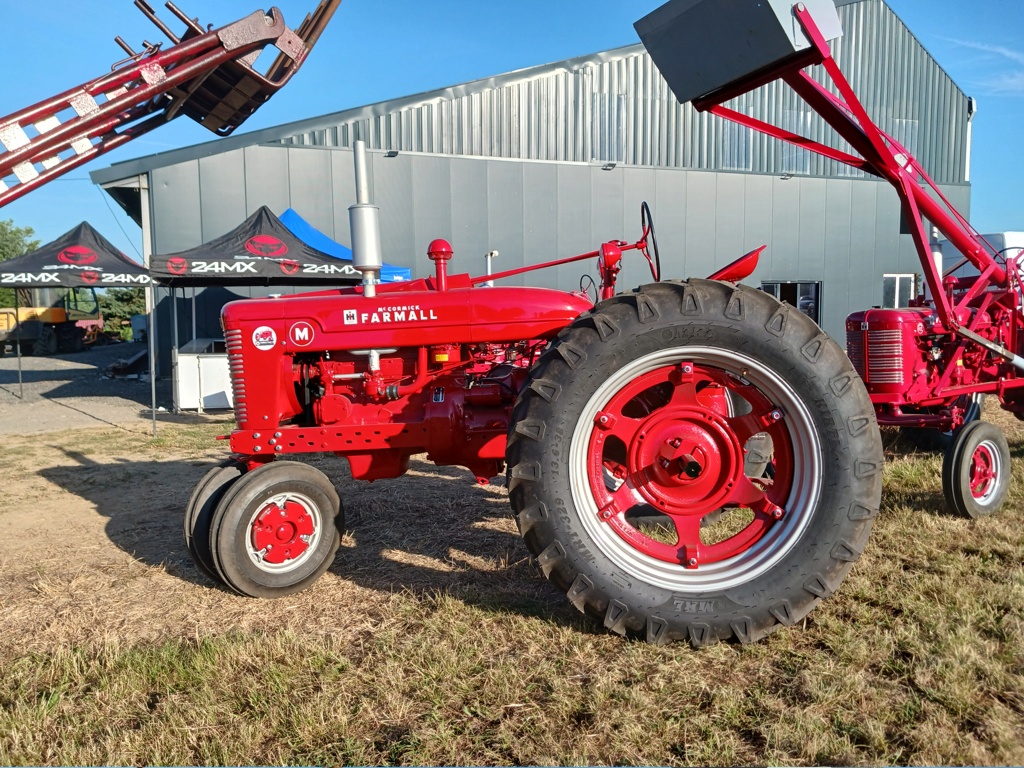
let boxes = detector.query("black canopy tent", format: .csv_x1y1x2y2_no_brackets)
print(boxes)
150,206,362,287
149,206,364,412
1,222,151,287
0,223,152,414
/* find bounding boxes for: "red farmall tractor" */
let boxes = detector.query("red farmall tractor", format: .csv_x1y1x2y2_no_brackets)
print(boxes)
186,0,1016,646
187,147,881,646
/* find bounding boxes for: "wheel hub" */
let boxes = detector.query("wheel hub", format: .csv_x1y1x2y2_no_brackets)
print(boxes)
632,408,743,513
969,443,997,500
251,499,315,565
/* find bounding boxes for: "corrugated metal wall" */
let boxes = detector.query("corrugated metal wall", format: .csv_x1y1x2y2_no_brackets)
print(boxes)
276,0,969,185
150,144,970,356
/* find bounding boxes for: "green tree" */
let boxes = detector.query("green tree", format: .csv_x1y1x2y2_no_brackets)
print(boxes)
0,219,40,307
0,218,38,261
99,287,146,341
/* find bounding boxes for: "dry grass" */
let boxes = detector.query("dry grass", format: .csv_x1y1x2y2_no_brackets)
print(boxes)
0,406,1022,765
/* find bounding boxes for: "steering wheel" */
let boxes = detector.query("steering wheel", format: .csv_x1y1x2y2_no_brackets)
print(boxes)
640,201,662,282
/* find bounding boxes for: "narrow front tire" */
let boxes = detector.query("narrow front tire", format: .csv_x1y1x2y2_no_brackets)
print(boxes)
210,461,342,598
184,459,246,582
942,420,1010,519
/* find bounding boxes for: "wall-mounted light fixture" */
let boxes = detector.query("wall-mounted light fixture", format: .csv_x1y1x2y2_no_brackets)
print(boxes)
385,150,400,158
602,162,617,171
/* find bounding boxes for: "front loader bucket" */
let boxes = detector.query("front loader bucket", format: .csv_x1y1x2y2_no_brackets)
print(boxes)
0,1,343,208
152,0,344,136
634,0,843,105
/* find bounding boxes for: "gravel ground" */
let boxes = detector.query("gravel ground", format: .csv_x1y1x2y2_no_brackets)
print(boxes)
0,342,187,435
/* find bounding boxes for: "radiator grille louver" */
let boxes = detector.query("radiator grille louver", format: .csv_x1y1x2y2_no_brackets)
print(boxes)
865,330,904,384
847,332,865,374
848,328,906,386
225,329,248,427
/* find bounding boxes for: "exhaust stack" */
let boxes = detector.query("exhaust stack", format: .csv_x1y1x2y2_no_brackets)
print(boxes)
349,140,383,298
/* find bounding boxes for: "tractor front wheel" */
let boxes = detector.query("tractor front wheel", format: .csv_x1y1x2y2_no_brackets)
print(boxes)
942,420,1010,519
507,280,884,646
209,461,342,598
184,459,247,582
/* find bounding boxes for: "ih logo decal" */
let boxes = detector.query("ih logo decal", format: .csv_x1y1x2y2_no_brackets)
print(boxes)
289,322,315,347
343,309,358,326
58,246,98,266
246,235,289,258
252,326,278,350
167,257,189,275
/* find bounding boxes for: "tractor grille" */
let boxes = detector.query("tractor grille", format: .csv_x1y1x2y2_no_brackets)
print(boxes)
225,329,248,427
848,328,905,385
846,332,865,374
866,330,905,384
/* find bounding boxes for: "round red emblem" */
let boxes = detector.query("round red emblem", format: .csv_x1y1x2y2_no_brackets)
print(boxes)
59,246,98,266
246,235,289,258
81,271,99,284
167,258,189,275
279,260,300,276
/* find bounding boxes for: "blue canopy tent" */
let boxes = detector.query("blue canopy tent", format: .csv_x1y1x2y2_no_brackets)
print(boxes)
279,208,412,283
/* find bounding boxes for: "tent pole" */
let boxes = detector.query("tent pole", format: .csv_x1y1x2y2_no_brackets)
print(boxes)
171,287,180,414
148,285,157,437
14,290,22,399
138,172,158,435
192,285,203,414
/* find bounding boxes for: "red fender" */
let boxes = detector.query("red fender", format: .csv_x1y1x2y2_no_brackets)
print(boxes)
707,245,766,282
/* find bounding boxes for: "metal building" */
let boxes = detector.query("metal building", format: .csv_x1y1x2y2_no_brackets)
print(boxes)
92,0,973,367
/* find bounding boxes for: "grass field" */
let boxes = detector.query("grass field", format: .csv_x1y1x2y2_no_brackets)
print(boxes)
0,411,1021,766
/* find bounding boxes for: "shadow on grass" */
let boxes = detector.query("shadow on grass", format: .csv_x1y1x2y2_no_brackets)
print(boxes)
37,449,581,629
881,486,956,519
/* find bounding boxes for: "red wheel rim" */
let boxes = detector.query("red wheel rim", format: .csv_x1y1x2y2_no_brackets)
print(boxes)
968,443,998,500
249,495,318,567
586,360,795,569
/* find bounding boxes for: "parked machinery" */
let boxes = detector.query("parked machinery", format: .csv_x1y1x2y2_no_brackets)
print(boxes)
636,0,1020,521
184,136,884,646
0,286,103,355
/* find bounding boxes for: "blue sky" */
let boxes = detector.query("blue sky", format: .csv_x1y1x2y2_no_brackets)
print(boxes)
2,0,1023,260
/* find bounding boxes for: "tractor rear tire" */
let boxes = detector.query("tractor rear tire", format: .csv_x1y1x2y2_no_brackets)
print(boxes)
184,459,246,582
941,420,1010,519
507,280,884,646
35,326,58,356
59,328,85,354
209,461,342,598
